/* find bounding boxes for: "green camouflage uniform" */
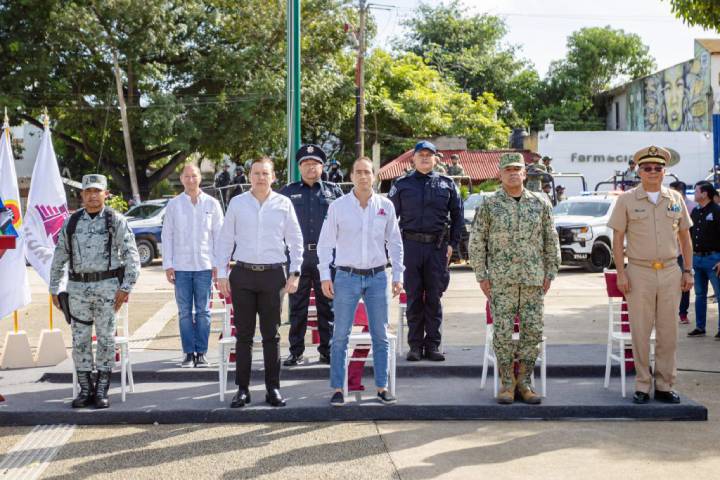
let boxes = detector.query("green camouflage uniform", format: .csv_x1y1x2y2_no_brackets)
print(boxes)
50,206,140,372
446,164,465,176
525,163,546,192
469,173,560,388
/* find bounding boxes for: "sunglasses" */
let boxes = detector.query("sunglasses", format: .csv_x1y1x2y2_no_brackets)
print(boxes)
641,166,664,173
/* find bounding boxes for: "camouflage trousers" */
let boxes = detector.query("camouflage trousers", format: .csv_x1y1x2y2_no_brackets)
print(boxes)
68,278,118,372
490,283,544,388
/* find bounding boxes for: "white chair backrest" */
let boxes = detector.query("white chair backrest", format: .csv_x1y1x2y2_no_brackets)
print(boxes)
608,296,630,334
222,302,233,338
118,301,130,337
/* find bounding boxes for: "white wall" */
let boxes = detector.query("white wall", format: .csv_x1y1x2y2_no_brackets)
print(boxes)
11,123,43,178
538,129,713,197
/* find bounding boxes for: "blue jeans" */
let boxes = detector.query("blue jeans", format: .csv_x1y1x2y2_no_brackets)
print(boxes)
330,269,389,390
175,270,213,354
693,254,720,331
678,256,689,315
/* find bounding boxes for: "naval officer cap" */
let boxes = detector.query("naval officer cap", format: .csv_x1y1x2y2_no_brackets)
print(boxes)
414,140,438,154
296,144,326,165
499,152,525,169
82,174,108,190
633,145,670,166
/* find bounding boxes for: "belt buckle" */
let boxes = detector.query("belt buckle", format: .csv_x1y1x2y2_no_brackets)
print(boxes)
251,265,264,272
651,261,664,270
307,243,317,251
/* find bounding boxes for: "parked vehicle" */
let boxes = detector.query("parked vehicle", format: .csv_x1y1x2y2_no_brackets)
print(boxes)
126,199,168,267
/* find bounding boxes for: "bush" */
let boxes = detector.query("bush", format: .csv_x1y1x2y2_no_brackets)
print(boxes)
106,195,128,213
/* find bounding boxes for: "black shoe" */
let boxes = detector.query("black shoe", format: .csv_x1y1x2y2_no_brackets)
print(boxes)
230,388,251,408
406,348,423,362
655,390,681,404
181,353,195,368
632,391,650,404
283,353,304,367
266,388,286,407
318,352,331,364
688,328,706,337
330,391,345,406
377,390,397,405
94,370,111,409
195,353,209,368
424,347,445,362
72,371,95,408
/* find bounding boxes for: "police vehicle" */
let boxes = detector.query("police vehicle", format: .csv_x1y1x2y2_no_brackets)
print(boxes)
126,199,167,267
553,193,620,272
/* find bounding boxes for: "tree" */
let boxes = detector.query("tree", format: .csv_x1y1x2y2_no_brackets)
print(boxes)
397,1,539,126
667,0,720,30
0,0,356,196
535,26,655,130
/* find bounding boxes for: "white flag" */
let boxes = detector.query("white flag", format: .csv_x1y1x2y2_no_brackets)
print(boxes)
0,122,31,319
23,124,69,285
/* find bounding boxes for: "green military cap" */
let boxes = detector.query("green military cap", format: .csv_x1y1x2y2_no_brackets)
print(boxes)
499,152,525,169
633,145,670,166
82,174,108,190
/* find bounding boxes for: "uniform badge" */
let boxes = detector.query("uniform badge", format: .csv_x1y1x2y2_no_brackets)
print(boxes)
389,185,397,197
307,146,314,153
648,146,658,156
707,213,714,221
290,194,302,199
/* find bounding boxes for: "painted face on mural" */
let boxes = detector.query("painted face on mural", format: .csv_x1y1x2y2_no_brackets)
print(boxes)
663,64,685,131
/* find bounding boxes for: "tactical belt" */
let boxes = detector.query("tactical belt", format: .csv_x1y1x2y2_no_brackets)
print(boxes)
628,258,677,270
402,231,441,244
337,265,385,276
695,251,720,257
68,268,123,283
236,262,284,272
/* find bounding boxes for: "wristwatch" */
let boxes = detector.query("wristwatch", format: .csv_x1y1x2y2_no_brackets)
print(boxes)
683,269,694,275
290,271,300,277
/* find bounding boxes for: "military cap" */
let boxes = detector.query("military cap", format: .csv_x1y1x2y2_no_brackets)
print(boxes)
414,140,437,154
296,144,326,165
542,155,552,162
633,145,670,166
499,152,525,169
82,174,108,190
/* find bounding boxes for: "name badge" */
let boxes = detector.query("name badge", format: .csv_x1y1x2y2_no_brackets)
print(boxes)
290,194,302,199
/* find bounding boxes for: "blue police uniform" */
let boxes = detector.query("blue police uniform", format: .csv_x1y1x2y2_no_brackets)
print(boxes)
389,141,463,356
280,145,343,362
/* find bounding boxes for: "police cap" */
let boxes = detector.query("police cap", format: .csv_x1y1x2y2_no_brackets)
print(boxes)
296,144,326,165
414,140,437,154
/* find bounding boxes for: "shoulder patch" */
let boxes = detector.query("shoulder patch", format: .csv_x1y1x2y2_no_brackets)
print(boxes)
388,184,397,197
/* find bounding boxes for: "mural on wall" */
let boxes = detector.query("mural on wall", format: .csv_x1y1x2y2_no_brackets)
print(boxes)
626,42,712,132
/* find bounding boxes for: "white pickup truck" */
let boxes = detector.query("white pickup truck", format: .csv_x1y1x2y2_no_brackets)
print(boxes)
553,193,621,272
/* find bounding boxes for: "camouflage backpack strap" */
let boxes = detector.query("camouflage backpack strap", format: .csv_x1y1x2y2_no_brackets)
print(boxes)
66,208,85,274
103,206,120,271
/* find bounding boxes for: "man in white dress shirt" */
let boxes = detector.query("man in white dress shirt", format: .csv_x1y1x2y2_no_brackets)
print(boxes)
215,157,303,408
318,157,404,406
162,164,224,368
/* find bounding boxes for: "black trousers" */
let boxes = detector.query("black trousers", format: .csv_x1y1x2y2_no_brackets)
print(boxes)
229,266,285,390
288,260,334,356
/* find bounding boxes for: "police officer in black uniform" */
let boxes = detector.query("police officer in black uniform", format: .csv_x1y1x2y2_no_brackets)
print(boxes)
389,140,463,361
280,144,344,365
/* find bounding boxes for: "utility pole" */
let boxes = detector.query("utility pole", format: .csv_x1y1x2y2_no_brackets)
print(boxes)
112,51,141,204
354,0,367,160
286,0,301,184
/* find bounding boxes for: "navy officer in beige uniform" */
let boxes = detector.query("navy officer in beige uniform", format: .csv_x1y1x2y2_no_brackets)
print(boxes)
608,146,693,404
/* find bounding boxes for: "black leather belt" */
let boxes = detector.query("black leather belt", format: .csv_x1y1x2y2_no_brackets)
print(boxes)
695,251,720,257
68,269,123,283
402,231,441,243
337,265,385,276
306,243,317,251
236,262,284,272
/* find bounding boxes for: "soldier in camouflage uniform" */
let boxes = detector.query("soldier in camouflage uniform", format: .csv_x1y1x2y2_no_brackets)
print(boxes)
525,162,547,193
50,174,140,409
469,153,560,404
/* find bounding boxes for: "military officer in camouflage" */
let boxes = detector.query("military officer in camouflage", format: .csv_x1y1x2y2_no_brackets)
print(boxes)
50,174,140,409
469,153,560,404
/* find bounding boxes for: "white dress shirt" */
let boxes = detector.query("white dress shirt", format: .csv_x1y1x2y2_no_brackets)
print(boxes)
214,191,303,278
161,191,224,272
318,190,404,282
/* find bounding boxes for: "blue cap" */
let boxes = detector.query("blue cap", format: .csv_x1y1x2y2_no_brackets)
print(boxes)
296,144,326,165
414,140,437,154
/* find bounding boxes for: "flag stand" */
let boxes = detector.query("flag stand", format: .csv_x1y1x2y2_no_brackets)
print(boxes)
36,296,67,366
0,311,35,369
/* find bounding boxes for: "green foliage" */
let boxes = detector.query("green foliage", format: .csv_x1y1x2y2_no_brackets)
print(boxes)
473,180,500,193
667,0,720,30
106,194,128,213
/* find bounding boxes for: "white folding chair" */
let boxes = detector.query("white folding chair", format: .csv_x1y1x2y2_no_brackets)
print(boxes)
209,284,227,334
603,270,655,397
72,300,134,402
480,303,547,398
343,332,397,400
217,302,235,402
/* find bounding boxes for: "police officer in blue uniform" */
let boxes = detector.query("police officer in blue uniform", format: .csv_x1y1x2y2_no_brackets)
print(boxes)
280,144,344,365
389,140,463,361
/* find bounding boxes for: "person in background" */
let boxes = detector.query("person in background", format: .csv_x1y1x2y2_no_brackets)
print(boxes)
669,180,697,325
555,185,567,203
214,163,231,206
446,154,465,176
328,159,344,183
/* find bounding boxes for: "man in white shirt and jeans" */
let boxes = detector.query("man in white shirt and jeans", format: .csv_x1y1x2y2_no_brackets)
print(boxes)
215,157,303,408
162,164,224,368
318,157,404,406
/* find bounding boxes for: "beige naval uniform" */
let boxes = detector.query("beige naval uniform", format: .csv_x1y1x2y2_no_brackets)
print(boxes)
607,185,692,394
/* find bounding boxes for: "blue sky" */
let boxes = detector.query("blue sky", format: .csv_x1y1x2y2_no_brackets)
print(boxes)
371,0,718,80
